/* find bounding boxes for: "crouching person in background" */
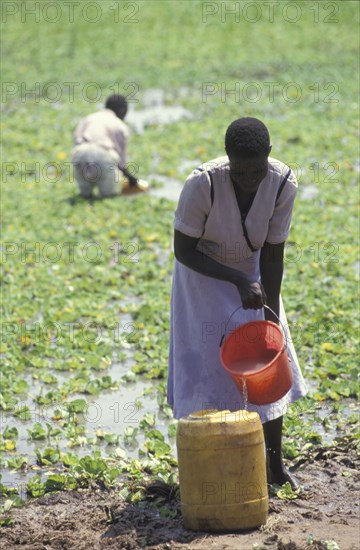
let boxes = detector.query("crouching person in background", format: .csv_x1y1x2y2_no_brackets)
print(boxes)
72,94,149,198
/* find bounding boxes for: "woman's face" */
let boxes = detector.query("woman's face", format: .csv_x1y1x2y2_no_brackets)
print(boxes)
228,154,269,193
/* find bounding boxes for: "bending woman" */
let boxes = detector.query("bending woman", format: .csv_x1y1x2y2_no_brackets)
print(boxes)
167,117,307,489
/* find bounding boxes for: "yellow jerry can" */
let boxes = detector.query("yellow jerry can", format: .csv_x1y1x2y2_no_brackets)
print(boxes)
176,409,269,531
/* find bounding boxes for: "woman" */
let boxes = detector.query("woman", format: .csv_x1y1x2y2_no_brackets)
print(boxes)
72,94,148,198
167,117,307,489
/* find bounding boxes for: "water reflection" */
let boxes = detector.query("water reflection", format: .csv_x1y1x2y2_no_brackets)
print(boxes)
127,88,192,134
0,305,175,493
148,174,183,202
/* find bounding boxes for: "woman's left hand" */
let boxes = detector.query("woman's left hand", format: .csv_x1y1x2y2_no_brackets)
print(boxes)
236,280,267,309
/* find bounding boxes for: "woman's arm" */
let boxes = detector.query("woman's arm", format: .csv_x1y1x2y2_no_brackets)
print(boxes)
259,241,285,323
174,229,266,309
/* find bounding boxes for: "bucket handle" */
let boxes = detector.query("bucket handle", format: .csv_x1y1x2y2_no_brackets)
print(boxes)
219,304,287,347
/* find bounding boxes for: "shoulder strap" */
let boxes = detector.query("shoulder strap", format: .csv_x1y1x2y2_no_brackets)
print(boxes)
201,167,291,252
201,166,290,207
276,168,291,205
208,172,214,205
241,217,257,252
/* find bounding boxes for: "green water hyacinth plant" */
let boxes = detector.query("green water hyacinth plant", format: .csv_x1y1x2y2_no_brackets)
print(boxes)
0,0,358,505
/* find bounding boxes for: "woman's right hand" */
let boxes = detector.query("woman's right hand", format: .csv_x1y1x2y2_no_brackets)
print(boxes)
236,280,267,310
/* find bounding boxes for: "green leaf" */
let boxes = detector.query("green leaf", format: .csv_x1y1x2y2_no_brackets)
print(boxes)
45,475,66,492
36,447,61,466
12,379,29,394
67,399,88,413
26,475,46,498
27,422,47,440
275,482,302,500
2,426,18,440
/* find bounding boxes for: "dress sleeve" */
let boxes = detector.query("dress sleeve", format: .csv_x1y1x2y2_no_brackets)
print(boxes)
174,171,212,238
266,170,298,244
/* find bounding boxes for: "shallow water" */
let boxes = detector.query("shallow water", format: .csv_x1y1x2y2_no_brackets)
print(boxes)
126,88,192,134
1,376,175,492
1,308,175,492
148,174,183,202
147,157,204,202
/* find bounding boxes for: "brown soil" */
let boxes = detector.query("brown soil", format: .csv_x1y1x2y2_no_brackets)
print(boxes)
1,440,359,550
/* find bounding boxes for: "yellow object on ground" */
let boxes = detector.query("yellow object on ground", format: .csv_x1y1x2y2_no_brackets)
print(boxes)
176,409,269,532
121,179,149,195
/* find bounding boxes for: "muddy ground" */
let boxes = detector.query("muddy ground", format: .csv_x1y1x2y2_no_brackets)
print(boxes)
1,438,359,550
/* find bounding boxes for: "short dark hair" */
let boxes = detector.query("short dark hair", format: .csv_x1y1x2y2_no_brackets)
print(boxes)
105,94,128,117
225,117,271,157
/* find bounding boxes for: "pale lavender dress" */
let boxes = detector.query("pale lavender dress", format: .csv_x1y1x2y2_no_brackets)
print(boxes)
167,156,307,422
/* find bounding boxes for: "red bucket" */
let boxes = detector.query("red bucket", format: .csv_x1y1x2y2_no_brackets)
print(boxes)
220,310,293,405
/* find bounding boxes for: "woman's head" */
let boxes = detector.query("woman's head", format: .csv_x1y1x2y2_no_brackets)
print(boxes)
225,117,271,158
105,94,128,119
225,117,272,192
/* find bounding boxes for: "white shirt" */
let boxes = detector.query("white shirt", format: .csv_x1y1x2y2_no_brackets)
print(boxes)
74,108,129,164
174,156,297,269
